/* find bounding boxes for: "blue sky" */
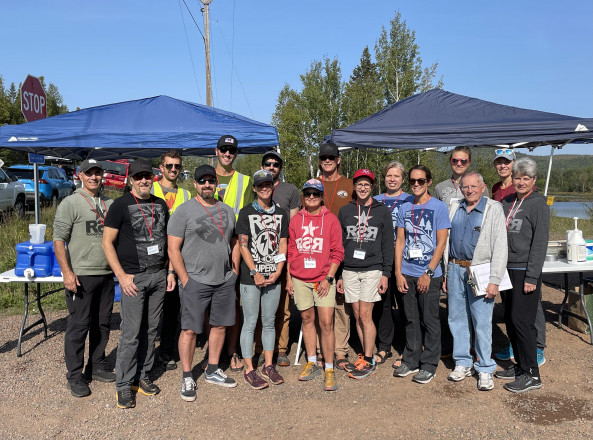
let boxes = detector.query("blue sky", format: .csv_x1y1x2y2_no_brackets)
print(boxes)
1,0,591,155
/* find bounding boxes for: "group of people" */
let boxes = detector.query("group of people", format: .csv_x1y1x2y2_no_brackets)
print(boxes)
53,137,550,409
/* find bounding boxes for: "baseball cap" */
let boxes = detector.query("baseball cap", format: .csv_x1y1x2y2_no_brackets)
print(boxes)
217,135,238,150
353,169,375,184
253,169,274,186
128,159,153,177
80,159,103,174
494,149,516,162
194,164,217,181
262,150,283,166
319,143,339,157
302,179,324,193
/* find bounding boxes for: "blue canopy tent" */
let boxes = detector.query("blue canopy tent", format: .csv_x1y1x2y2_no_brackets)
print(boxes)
0,95,279,160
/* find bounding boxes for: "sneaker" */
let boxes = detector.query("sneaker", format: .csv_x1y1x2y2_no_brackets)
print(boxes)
393,364,419,378
131,378,161,396
161,354,178,371
343,354,365,373
67,380,91,398
348,360,377,380
297,361,322,381
448,365,473,382
205,368,237,388
494,344,514,361
91,369,116,383
477,372,494,391
537,349,546,367
276,352,291,367
243,369,269,390
494,365,523,380
180,376,197,402
252,352,265,367
324,368,338,391
503,373,542,394
261,364,284,385
116,388,136,409
412,370,435,384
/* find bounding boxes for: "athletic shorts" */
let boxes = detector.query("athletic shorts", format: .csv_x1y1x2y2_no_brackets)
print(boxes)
292,277,336,311
342,269,382,303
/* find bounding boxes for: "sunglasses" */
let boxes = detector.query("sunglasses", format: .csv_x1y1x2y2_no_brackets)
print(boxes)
197,178,217,185
303,191,322,198
263,161,281,169
319,155,337,161
495,149,513,155
132,172,153,181
451,158,469,166
164,163,182,170
408,178,427,186
218,146,238,155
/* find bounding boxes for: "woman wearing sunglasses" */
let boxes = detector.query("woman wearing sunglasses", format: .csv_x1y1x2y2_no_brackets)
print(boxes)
286,179,344,391
393,165,451,384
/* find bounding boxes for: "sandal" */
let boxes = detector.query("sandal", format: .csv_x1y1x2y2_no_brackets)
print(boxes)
230,353,244,372
335,358,349,371
316,354,324,368
392,356,403,369
374,350,393,365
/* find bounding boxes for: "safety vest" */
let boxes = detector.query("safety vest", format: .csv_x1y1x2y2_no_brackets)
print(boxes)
215,171,250,219
152,181,191,214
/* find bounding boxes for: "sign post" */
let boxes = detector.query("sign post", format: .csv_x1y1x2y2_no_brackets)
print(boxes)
28,153,45,224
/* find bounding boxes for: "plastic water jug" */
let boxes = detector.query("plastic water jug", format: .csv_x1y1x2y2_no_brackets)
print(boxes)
15,241,54,277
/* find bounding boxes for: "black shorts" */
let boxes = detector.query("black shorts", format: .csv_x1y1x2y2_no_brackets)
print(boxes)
180,273,237,334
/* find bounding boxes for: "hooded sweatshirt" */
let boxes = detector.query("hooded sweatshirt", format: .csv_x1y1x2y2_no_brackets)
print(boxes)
338,199,394,276
287,207,344,283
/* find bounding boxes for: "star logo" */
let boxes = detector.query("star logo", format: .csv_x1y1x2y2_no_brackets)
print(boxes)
355,210,373,224
301,221,318,237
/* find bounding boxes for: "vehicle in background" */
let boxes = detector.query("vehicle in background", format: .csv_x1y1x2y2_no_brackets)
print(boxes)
100,159,130,189
179,170,191,182
7,164,73,207
73,166,82,189
0,159,27,217
152,168,162,182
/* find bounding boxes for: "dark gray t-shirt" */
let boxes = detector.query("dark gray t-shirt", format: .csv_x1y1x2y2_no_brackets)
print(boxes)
272,181,301,213
167,198,236,285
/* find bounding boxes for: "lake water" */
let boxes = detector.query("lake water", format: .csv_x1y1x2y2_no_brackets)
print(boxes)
552,201,592,219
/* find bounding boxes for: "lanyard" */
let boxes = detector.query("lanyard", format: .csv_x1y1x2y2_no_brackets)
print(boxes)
196,197,225,239
322,175,340,212
451,177,460,191
132,194,154,238
505,188,533,229
80,193,107,226
412,196,430,243
301,212,322,257
258,210,279,251
220,170,235,205
356,200,372,246
383,191,403,213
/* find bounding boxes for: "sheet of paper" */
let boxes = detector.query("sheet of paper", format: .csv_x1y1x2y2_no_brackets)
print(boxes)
469,262,512,296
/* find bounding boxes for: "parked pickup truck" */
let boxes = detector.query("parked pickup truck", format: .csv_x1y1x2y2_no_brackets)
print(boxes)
0,159,26,217
7,164,73,207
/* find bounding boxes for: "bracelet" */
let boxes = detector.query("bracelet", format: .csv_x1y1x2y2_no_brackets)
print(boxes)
167,270,176,275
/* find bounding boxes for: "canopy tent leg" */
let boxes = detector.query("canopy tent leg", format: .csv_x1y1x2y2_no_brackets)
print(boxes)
544,145,555,197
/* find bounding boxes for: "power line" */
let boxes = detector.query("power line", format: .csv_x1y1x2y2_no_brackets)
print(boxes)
181,0,205,40
178,0,203,103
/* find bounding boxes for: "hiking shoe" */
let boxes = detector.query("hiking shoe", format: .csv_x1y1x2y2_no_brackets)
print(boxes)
244,369,269,390
412,370,435,384
262,364,284,385
503,373,542,394
324,368,338,391
343,354,365,373
180,376,197,401
537,349,546,367
494,344,514,361
393,364,419,377
91,369,116,383
494,365,523,380
132,379,161,396
276,352,290,367
448,365,473,382
205,368,237,388
161,354,178,371
67,380,91,398
116,388,135,409
477,372,494,391
298,362,322,381
348,360,377,380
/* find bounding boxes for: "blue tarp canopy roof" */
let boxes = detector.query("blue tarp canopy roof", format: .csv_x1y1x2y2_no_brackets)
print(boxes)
0,95,279,160
328,89,593,150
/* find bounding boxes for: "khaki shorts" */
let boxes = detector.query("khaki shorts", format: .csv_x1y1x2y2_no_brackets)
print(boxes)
292,277,336,311
342,269,382,303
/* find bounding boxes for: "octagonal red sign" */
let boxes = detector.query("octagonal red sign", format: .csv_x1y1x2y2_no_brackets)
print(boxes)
21,75,47,122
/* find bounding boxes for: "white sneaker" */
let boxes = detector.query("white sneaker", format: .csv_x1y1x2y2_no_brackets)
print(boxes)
478,372,494,391
448,365,473,382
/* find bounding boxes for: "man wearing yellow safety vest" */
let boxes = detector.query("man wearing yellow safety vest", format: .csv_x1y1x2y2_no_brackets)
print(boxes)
214,135,253,371
151,150,191,371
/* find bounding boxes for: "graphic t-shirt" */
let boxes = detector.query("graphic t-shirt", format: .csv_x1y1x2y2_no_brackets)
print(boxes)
320,176,354,217
236,203,289,285
104,192,169,274
434,178,490,207
396,197,450,278
374,191,414,241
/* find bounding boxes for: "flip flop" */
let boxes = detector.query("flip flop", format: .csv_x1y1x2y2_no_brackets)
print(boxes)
374,351,392,365
230,353,244,372
335,358,349,371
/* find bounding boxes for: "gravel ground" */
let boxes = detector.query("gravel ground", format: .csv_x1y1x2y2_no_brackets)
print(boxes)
1,279,592,440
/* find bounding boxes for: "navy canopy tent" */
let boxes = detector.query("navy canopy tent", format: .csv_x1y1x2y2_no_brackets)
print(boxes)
0,95,279,160
328,89,593,150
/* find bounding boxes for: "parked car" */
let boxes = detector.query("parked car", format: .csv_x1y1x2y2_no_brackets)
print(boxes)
152,168,162,182
100,159,130,189
7,164,73,206
0,160,27,217
73,166,82,189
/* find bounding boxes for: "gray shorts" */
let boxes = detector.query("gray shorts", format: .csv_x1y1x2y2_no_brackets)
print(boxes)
180,273,238,334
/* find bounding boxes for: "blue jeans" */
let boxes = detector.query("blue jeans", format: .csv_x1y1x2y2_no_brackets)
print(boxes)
447,262,496,373
240,283,281,359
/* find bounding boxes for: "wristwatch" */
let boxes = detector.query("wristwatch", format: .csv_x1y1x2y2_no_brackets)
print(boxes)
167,270,176,275
325,276,334,284
425,267,435,278
250,268,259,277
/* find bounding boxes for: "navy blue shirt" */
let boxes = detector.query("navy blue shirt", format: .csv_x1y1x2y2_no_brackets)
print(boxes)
449,196,487,260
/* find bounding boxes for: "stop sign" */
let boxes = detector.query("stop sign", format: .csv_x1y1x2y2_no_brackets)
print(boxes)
21,75,47,122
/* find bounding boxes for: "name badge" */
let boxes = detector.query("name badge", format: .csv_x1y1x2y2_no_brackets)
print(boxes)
147,244,159,255
304,258,317,269
353,249,366,260
409,247,423,259
449,197,462,206
274,253,286,264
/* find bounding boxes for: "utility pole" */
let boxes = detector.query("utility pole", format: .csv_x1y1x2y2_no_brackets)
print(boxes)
200,0,213,107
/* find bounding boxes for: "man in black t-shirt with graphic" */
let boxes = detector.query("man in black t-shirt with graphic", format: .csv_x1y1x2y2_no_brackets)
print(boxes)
103,159,175,409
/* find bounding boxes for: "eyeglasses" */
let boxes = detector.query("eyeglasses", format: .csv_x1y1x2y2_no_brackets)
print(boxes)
303,191,322,198
164,163,182,170
132,172,153,181
355,183,372,188
495,149,513,155
461,185,481,191
197,178,217,185
263,161,281,169
408,178,427,186
451,158,469,166
319,155,336,161
218,146,238,155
